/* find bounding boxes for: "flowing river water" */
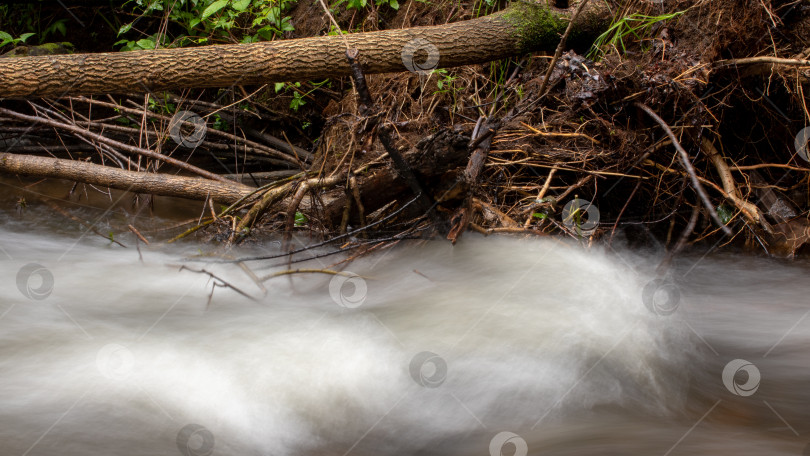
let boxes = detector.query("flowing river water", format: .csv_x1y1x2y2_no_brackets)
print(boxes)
1,186,810,455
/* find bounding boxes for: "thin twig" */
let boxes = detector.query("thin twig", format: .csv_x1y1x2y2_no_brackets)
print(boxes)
0,107,236,184
537,0,590,97
634,102,732,236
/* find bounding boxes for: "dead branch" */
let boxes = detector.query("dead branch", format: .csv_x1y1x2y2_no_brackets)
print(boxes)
0,152,255,203
634,102,732,236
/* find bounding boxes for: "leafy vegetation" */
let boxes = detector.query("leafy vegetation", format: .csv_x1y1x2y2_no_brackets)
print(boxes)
588,10,685,60
0,31,35,49
116,0,297,50
274,80,331,112
0,4,70,52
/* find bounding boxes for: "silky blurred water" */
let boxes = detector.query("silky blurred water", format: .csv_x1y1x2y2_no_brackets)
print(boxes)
1,220,810,455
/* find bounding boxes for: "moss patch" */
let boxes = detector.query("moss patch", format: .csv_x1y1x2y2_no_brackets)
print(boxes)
501,1,568,53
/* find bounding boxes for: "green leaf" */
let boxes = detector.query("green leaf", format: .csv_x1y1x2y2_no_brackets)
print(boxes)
136,38,156,49
0,31,14,45
532,212,547,219
280,18,294,32
389,0,399,9
19,33,35,43
294,211,308,227
118,22,133,36
290,93,306,111
256,26,277,40
274,82,286,92
232,0,251,11
716,204,734,225
201,0,229,20
53,21,67,37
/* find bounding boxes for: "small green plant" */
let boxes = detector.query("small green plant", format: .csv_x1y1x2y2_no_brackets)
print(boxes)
0,4,69,49
588,10,685,60
374,0,400,10
211,113,229,131
473,0,497,18
40,18,68,42
433,69,463,111
434,69,457,93
294,211,308,227
0,31,35,50
515,84,524,100
274,80,330,112
332,0,399,11
116,0,296,51
275,82,306,111
716,204,734,225
147,93,177,115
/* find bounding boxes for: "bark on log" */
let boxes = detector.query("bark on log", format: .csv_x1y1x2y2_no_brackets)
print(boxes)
0,153,255,204
0,1,608,98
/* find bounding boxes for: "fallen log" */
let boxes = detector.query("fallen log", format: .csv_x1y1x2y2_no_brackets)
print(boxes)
0,1,607,98
0,153,255,204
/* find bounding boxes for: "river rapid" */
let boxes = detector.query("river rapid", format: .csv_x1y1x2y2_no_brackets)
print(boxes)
1,213,810,456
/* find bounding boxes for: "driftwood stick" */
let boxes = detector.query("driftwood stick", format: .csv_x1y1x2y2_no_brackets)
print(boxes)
700,136,761,224
0,152,255,203
634,102,733,236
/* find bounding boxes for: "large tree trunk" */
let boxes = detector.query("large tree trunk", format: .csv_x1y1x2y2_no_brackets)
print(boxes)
0,1,607,98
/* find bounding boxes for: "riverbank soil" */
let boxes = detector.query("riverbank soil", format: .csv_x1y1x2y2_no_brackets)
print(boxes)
0,0,808,257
